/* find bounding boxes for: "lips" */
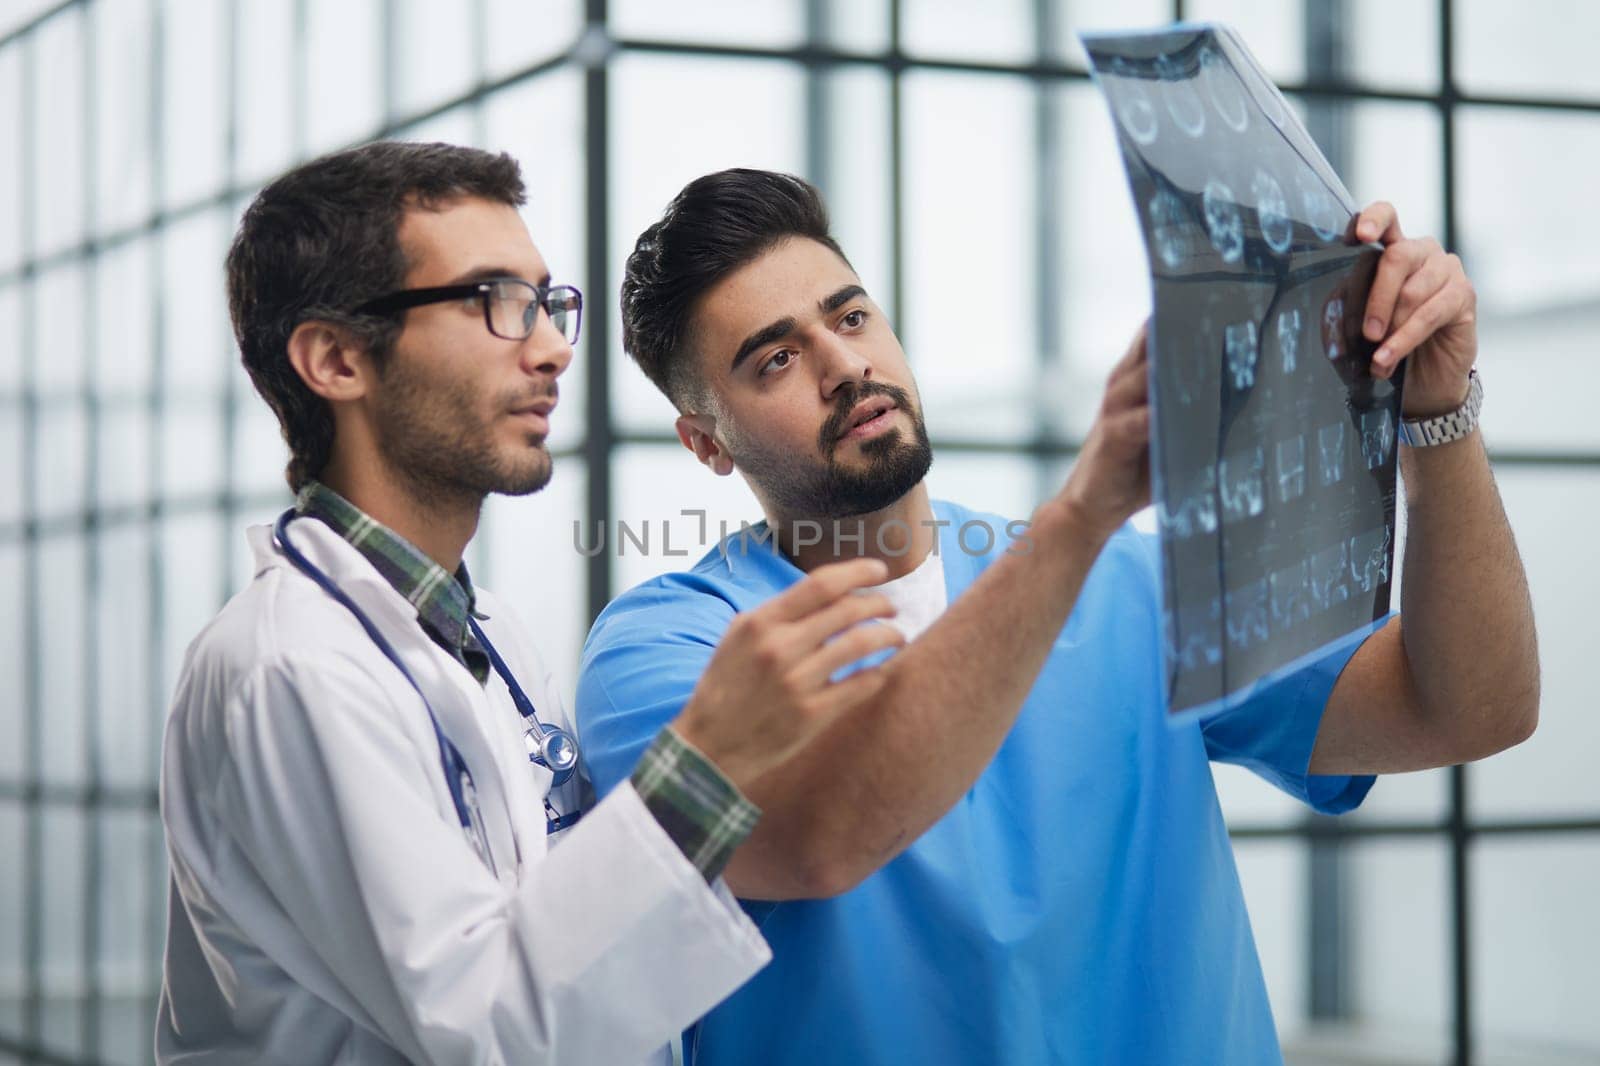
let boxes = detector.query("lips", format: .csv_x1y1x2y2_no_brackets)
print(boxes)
510,395,558,419
837,398,896,440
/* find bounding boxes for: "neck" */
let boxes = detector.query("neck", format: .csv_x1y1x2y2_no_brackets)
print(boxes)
318,454,481,573
767,482,936,580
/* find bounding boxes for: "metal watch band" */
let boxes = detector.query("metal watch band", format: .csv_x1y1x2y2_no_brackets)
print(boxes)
1398,369,1482,448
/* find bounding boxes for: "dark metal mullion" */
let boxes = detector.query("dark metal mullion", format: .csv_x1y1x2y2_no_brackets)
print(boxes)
803,0,829,193
887,0,904,335
141,0,171,1047
582,0,612,626
1438,2,1473,1063
79,2,104,1059
1031,0,1062,504
18,17,43,1061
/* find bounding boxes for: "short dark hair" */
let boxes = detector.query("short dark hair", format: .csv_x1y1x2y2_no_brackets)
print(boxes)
620,168,848,411
226,140,526,491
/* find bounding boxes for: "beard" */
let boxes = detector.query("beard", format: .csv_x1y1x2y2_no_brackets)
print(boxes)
728,379,934,520
371,358,554,511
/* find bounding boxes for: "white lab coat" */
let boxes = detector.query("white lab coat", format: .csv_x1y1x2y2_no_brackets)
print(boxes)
156,520,770,1065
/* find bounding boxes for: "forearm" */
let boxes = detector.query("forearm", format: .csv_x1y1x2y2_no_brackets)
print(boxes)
726,500,1112,899
1397,430,1539,746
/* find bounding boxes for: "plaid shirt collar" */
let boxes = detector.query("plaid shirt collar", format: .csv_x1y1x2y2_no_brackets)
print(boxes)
296,481,488,682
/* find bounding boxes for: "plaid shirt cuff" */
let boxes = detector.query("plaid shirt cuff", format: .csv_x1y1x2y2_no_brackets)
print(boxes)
631,726,760,884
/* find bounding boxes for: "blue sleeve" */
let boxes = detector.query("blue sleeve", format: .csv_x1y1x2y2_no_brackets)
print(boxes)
575,583,734,800
1199,622,1379,814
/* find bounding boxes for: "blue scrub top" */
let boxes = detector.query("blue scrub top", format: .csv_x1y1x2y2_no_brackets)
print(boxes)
578,500,1374,1066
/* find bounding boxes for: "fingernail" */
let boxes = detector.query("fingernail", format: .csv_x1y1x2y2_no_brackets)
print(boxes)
1373,346,1391,366
1365,317,1384,340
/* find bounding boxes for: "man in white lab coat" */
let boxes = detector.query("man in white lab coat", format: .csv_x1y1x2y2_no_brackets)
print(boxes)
156,141,904,1065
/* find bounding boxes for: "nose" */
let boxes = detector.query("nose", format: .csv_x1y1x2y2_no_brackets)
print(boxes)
816,331,872,401
520,306,575,380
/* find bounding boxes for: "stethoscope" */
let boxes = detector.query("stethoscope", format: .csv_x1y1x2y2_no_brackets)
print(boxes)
272,510,582,872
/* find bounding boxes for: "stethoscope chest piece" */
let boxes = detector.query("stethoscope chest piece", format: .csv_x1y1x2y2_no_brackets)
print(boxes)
525,721,579,787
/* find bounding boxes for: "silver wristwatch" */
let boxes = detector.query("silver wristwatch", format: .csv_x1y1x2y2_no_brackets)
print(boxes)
1397,369,1483,447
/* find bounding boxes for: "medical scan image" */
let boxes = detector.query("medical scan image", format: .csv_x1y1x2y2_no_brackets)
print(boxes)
1085,24,1405,717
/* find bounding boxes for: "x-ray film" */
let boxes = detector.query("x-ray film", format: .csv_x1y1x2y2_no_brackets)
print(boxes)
1083,24,1404,719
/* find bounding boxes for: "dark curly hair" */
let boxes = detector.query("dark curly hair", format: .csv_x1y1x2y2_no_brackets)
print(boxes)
620,168,848,411
226,140,526,490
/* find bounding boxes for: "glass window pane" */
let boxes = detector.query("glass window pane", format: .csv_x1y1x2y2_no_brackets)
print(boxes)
231,397,290,498
39,806,87,1058
612,0,805,48
485,72,587,451
821,0,890,57
819,68,894,325
95,810,157,1066
235,0,296,186
1340,838,1451,1055
97,525,155,791
305,0,383,155
903,71,1037,443
394,0,477,115
160,512,225,700
391,103,477,147
0,47,23,273
38,532,87,787
609,443,764,598
1471,467,1600,820
1228,839,1308,1039
92,0,154,236
97,407,153,512
161,402,226,498
476,462,587,684
0,404,18,529
1181,0,1305,84
609,54,806,431
1344,0,1439,93
0,804,22,996
161,0,227,211
1048,0,1171,67
33,262,87,397
96,237,156,401
1343,102,1443,245
35,401,89,520
0,542,23,782
1474,838,1600,1056
921,451,1037,520
0,284,16,396
32,8,86,259
902,0,1033,63
1460,108,1600,451
1457,0,1600,103
161,209,231,402
483,0,581,80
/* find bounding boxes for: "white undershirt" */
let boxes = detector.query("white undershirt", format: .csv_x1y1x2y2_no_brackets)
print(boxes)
870,546,949,642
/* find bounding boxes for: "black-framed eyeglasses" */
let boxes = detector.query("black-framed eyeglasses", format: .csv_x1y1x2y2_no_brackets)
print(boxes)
355,279,583,345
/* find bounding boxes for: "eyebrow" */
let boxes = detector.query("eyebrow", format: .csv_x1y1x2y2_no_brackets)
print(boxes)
444,265,553,287
729,284,870,373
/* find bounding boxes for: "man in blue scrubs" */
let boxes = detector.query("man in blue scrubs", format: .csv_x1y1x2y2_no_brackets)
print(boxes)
576,169,1538,1064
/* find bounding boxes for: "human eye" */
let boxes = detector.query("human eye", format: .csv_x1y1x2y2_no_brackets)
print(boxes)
840,307,869,329
758,349,797,377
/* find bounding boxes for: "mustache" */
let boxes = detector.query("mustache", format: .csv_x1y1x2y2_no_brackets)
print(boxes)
819,380,914,454
507,383,559,409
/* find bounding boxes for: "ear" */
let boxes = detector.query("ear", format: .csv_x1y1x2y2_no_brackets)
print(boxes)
675,413,735,477
286,320,377,403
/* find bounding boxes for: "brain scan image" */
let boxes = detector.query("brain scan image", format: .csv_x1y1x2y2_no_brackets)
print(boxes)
1201,46,1249,132
1085,24,1401,718
1224,319,1259,390
1317,422,1347,486
1157,53,1207,137
1275,435,1306,503
1220,448,1266,522
1360,410,1395,470
1225,579,1270,649
1251,169,1293,254
1276,307,1302,374
1203,180,1245,263
1270,560,1310,631
1349,526,1393,593
1322,297,1345,360
1112,59,1160,146
1298,171,1346,242
1148,188,1192,270
1308,542,1351,610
